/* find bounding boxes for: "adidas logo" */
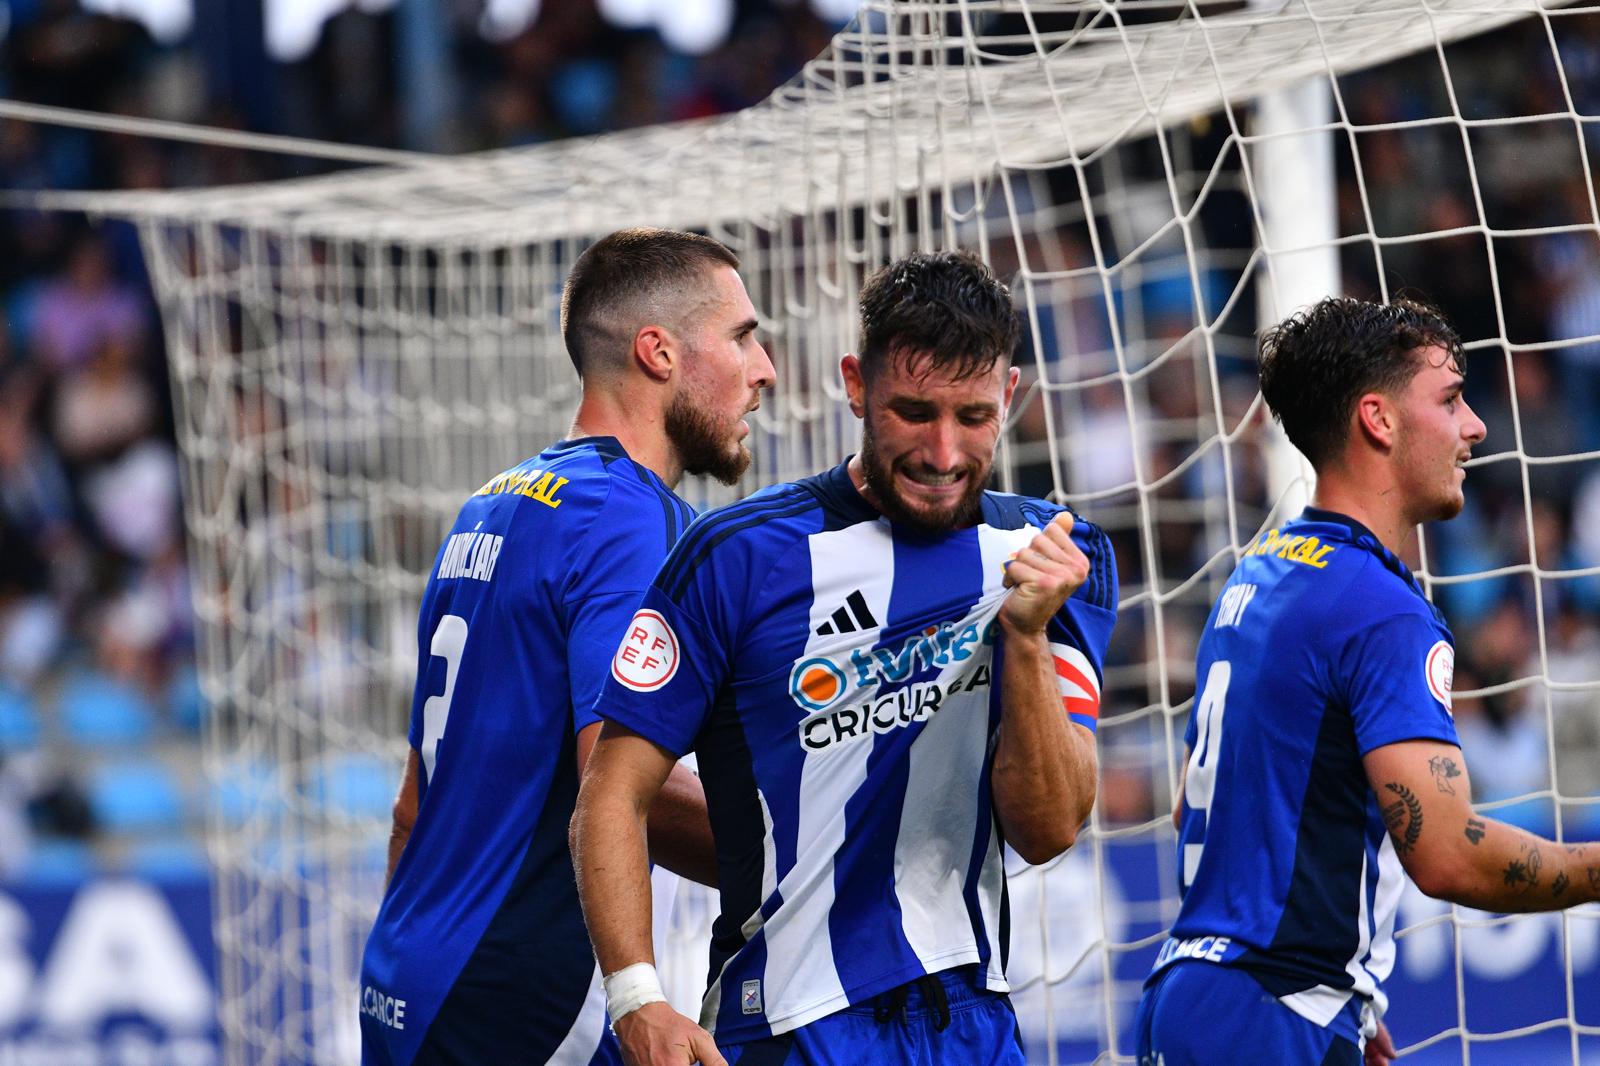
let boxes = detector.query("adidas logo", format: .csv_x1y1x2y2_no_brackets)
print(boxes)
815,590,879,636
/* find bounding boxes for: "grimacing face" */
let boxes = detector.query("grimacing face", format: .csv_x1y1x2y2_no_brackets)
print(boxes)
667,266,775,485
844,350,1019,534
1391,345,1486,525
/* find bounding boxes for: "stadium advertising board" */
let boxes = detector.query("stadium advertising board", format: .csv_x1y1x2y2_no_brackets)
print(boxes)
0,860,1595,1064
0,878,218,1065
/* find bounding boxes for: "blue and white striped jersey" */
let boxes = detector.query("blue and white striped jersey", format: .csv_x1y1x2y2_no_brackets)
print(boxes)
1151,507,1461,1044
359,436,693,1066
597,460,1118,1042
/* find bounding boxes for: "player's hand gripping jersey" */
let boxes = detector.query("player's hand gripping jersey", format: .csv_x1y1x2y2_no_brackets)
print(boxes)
598,460,1117,1043
1153,507,1460,1044
359,437,694,1066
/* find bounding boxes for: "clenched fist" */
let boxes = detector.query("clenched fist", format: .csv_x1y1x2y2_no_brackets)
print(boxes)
999,512,1089,635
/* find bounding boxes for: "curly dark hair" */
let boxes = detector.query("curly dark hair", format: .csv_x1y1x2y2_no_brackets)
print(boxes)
1258,296,1464,469
857,251,1020,381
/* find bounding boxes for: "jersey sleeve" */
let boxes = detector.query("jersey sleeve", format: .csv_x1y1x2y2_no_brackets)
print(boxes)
1340,609,1461,754
1048,519,1120,733
564,476,687,735
567,592,652,734
592,522,740,757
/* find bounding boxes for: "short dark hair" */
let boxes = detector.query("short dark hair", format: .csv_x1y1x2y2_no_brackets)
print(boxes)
1258,296,1465,469
857,251,1019,381
560,228,740,378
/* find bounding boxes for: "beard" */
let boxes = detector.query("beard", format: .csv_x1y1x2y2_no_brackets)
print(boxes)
859,428,989,535
666,391,751,486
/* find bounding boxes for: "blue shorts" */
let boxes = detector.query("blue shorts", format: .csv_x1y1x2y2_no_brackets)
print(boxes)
1136,962,1361,1066
719,966,1023,1066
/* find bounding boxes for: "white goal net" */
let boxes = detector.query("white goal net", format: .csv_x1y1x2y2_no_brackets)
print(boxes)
70,1,1600,1063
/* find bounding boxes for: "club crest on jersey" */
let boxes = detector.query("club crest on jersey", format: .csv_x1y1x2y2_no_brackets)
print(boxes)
787,616,998,712
612,609,680,692
1425,639,1454,713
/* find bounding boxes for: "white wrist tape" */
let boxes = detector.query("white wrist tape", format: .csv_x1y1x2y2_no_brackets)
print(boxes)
603,962,666,1024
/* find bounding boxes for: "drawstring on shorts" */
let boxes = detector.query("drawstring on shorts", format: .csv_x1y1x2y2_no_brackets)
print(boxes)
872,974,951,1032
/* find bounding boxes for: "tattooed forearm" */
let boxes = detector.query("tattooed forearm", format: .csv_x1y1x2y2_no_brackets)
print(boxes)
1553,871,1570,899
1428,755,1461,796
1503,842,1542,893
1382,783,1423,854
1464,817,1486,845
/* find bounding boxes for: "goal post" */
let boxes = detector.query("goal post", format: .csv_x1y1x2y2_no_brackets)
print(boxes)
69,2,1600,1063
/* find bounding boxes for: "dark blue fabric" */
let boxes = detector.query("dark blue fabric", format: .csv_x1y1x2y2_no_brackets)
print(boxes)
721,968,1024,1066
1137,962,1361,1066
360,438,688,1066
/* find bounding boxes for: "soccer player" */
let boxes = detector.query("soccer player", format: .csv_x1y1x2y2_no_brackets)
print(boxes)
1137,297,1600,1066
358,228,776,1066
571,250,1119,1066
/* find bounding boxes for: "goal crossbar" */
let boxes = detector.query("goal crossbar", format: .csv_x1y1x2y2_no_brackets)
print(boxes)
63,1,1560,242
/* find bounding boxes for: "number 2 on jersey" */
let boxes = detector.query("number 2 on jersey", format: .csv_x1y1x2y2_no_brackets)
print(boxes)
421,614,469,780
1182,659,1231,889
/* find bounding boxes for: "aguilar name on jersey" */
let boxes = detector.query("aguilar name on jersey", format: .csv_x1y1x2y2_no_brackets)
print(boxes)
1151,507,1461,1043
597,460,1118,1043
358,437,694,1066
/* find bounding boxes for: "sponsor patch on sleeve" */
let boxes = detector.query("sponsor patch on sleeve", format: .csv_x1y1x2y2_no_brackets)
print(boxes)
1424,639,1454,713
612,609,680,692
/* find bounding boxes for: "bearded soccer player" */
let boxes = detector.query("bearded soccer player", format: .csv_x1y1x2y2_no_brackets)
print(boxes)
1137,298,1600,1066
571,250,1118,1066
358,228,775,1066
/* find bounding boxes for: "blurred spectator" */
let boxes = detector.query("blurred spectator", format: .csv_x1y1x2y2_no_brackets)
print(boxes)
27,233,148,373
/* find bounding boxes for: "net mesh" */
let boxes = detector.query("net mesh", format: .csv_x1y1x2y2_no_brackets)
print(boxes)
70,1,1600,1062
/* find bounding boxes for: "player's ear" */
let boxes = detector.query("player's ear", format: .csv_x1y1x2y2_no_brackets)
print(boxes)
840,354,867,418
1355,390,1397,450
632,324,675,383
1002,364,1020,415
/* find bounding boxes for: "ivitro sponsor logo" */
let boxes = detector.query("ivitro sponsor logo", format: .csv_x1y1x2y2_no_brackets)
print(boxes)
789,615,999,713
788,614,999,750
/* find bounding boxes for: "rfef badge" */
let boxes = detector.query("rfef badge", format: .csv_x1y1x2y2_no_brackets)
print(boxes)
612,609,680,692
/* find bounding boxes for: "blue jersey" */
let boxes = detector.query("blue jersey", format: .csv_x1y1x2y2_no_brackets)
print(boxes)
597,460,1118,1043
1152,508,1460,1042
359,437,694,1066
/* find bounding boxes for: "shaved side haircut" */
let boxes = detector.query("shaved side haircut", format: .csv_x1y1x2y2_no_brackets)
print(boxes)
560,228,740,380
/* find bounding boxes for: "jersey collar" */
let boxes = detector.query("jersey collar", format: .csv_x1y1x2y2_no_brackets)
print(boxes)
809,458,883,525
548,435,628,462
1297,505,1427,599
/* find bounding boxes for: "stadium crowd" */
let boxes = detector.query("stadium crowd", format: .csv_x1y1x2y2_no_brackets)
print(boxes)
0,0,842,880
0,0,1595,884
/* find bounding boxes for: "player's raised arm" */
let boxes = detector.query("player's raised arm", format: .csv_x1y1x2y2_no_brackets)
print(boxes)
1364,739,1600,912
572,723,725,1066
991,512,1098,863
